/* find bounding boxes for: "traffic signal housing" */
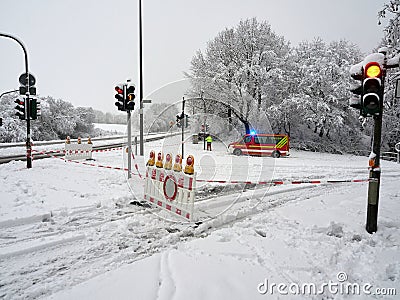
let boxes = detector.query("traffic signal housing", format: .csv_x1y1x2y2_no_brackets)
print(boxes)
126,84,135,111
114,85,126,111
349,73,363,112
30,98,41,120
176,113,184,128
362,62,383,116
184,114,190,128
14,98,26,120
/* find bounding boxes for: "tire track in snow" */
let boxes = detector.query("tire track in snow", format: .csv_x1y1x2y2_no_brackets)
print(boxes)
0,177,384,300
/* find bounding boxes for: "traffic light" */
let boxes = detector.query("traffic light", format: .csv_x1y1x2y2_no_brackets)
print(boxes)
126,84,135,111
362,62,383,116
176,114,183,128
29,98,41,120
114,85,126,111
14,98,26,120
349,72,363,112
184,114,190,128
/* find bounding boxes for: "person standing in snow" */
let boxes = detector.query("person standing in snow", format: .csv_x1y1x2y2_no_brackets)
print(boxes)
205,135,212,151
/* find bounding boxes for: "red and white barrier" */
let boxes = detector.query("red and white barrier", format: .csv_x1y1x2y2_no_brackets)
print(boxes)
65,143,93,160
195,178,370,185
144,165,195,220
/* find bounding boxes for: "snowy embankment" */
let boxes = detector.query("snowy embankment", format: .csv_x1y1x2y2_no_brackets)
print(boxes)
0,136,399,299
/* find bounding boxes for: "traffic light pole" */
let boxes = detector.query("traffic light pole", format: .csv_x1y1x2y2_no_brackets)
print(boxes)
0,33,32,169
127,110,132,179
366,113,383,233
365,53,386,234
26,95,32,168
182,97,185,159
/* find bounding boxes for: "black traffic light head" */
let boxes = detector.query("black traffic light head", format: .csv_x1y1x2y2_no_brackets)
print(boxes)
126,84,135,110
30,98,41,120
126,85,135,101
362,62,383,116
114,85,126,111
185,114,190,128
14,98,26,120
349,65,363,112
176,114,182,128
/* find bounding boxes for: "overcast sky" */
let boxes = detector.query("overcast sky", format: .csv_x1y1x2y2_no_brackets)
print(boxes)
0,0,386,113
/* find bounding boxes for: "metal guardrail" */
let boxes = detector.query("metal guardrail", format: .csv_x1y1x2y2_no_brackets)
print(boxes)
0,131,169,149
381,151,400,163
0,132,180,164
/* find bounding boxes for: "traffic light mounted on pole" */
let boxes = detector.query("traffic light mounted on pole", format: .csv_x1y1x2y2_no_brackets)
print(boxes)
176,113,184,128
184,114,190,128
347,49,400,234
29,98,41,120
349,71,363,113
114,85,126,111
362,62,383,116
14,98,26,120
126,84,135,111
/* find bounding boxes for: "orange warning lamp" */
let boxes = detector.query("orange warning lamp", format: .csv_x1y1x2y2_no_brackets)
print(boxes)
147,150,155,166
369,157,377,168
173,154,182,172
87,136,92,144
184,155,195,175
65,136,71,144
77,136,82,144
164,153,173,170
156,152,164,168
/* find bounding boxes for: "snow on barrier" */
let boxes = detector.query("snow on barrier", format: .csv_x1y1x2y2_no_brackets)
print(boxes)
144,152,196,221
64,138,93,160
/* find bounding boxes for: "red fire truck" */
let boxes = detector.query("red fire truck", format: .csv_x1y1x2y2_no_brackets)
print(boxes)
228,133,289,158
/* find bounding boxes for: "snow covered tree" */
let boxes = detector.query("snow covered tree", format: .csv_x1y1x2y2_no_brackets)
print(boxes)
267,39,364,152
378,0,400,150
378,0,400,52
145,103,179,133
0,93,27,142
187,18,291,134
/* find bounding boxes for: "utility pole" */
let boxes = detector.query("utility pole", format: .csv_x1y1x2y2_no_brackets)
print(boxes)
139,0,144,156
181,97,185,159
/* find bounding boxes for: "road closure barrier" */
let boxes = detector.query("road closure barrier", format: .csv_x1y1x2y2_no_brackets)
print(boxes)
144,151,196,220
195,178,370,185
64,138,92,160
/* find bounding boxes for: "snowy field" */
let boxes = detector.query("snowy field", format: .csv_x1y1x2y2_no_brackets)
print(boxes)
0,135,399,299
93,123,127,134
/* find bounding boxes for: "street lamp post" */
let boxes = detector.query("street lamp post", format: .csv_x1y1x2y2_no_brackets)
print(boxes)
0,33,32,168
139,0,144,156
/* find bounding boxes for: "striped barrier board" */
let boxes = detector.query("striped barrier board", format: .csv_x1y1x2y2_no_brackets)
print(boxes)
65,143,93,160
144,166,195,220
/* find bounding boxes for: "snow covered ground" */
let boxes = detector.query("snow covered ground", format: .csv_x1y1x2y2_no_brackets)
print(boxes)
0,135,399,299
93,123,127,134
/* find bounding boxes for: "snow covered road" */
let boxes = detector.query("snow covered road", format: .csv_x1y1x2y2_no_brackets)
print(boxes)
0,141,399,299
